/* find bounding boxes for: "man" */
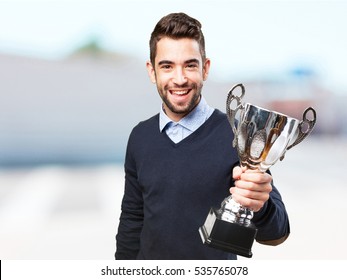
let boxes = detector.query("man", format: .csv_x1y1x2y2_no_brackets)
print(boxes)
115,12,289,260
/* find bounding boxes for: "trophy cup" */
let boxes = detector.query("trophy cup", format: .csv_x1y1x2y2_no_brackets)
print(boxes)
199,83,316,258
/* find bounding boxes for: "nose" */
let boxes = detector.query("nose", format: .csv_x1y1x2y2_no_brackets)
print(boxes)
172,67,187,85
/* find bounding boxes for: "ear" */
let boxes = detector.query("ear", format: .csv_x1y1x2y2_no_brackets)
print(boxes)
202,58,211,81
146,61,156,84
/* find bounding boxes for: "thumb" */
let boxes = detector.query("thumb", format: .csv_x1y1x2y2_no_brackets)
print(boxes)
232,165,243,180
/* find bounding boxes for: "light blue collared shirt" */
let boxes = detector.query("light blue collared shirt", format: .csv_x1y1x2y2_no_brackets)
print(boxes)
159,96,215,143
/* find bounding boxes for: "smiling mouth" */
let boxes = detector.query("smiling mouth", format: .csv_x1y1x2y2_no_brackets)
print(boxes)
169,89,191,96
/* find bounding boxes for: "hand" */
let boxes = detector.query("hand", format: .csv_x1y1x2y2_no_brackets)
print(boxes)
230,166,273,212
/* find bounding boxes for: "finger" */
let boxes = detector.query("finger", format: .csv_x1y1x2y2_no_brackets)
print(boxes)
230,189,269,212
234,180,272,194
231,186,270,201
232,165,243,180
241,171,272,184
229,192,265,212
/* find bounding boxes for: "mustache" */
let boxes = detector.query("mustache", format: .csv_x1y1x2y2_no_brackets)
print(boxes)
165,83,197,90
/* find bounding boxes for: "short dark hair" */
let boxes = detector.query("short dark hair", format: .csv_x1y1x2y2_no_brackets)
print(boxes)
149,12,206,66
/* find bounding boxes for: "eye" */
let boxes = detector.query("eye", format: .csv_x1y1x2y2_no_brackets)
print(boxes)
160,64,172,70
186,63,198,69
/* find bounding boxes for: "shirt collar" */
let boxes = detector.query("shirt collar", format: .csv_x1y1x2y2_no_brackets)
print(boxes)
159,96,212,132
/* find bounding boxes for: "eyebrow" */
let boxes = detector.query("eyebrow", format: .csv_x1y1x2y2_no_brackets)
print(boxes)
158,60,174,66
157,58,200,66
185,59,200,65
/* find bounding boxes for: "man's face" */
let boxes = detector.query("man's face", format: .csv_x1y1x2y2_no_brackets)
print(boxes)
147,37,210,122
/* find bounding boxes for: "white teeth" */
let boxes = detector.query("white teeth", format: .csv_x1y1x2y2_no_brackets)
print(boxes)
171,90,188,95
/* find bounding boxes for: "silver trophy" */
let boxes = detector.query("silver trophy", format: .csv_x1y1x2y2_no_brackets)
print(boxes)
199,83,316,258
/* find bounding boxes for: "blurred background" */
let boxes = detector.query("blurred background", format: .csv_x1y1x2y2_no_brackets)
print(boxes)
0,0,346,259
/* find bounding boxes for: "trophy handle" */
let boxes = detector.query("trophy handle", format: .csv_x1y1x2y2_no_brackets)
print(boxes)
286,107,317,150
226,84,245,147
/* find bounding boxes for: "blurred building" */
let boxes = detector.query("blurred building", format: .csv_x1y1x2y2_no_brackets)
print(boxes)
242,67,343,135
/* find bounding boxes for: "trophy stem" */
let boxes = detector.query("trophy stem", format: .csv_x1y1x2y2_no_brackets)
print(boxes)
219,195,254,226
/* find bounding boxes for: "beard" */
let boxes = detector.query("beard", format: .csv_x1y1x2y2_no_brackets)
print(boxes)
158,82,203,116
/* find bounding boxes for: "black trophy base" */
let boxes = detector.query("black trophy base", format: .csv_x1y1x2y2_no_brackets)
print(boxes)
199,208,258,258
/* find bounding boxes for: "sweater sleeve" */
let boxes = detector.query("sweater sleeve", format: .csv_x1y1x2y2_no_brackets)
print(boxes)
252,179,290,245
115,133,144,259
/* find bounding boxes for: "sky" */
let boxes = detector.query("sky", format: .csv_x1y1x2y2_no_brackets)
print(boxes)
0,0,346,93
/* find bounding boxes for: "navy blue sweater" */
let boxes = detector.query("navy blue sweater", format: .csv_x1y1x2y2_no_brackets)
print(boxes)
115,109,289,260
